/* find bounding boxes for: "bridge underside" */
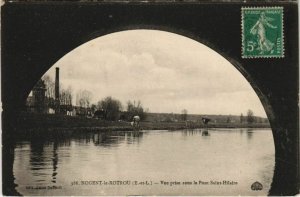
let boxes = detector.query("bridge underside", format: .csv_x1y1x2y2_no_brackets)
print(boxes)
1,2,298,195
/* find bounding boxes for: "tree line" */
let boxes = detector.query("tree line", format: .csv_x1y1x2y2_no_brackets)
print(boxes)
42,75,147,121
239,109,268,124
43,75,72,106
95,98,147,121
42,75,267,123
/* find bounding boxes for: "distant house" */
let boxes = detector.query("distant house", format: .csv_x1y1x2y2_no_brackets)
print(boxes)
60,104,73,115
72,106,93,117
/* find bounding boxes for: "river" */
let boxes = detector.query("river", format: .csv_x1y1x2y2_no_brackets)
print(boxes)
13,128,274,195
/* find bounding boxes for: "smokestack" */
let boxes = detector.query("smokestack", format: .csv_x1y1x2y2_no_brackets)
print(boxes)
55,67,60,113
55,67,59,100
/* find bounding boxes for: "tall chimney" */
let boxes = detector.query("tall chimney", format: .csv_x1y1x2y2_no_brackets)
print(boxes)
55,67,60,113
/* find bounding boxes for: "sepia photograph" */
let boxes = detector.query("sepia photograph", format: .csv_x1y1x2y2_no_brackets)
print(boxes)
15,30,273,195
1,1,298,196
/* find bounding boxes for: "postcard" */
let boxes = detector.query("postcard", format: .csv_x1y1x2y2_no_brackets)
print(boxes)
1,1,298,196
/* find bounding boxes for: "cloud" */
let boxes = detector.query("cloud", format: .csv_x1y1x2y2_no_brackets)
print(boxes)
43,30,267,117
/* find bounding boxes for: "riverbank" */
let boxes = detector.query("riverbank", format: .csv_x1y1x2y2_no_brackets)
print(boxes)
17,113,271,133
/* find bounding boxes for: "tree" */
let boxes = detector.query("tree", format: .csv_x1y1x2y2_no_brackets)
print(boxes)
181,109,188,121
90,104,97,113
247,109,255,124
126,100,146,121
76,90,92,108
60,86,72,106
226,116,231,123
42,75,55,99
240,113,244,123
258,117,263,123
97,96,122,121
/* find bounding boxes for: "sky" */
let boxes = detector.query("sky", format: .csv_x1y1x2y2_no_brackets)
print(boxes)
42,30,267,117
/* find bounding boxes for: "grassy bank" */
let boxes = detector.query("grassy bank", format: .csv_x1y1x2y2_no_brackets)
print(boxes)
17,112,271,133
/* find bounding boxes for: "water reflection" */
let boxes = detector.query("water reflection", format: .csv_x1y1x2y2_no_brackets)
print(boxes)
13,129,274,196
126,131,143,145
29,141,46,171
180,128,211,137
28,140,59,184
181,129,202,136
202,128,210,136
15,130,145,189
51,142,58,183
247,128,254,140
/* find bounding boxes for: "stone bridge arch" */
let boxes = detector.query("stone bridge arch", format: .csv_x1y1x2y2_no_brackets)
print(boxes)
2,2,298,195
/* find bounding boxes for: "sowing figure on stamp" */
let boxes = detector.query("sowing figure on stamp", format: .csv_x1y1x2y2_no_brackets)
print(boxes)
250,12,277,54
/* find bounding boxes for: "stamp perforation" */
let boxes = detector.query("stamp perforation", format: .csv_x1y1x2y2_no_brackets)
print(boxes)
241,6,284,59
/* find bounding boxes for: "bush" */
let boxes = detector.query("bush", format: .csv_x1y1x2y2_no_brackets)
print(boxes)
97,97,123,121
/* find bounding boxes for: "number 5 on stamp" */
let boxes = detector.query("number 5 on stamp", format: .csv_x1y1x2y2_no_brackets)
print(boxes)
242,7,284,58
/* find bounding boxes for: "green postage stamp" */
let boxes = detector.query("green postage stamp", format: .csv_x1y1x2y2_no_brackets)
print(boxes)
242,7,284,58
